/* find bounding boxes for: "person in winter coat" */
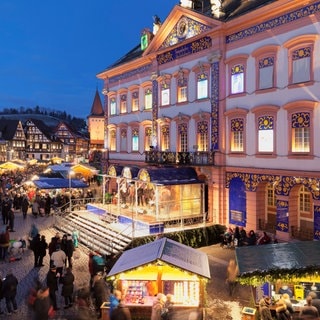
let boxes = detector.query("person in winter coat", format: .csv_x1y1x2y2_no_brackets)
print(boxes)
31,234,41,267
109,290,122,315
38,235,48,267
8,208,15,232
151,293,166,320
45,194,52,216
21,194,30,219
13,193,22,211
29,223,39,241
1,194,12,225
110,300,132,320
32,200,40,218
74,287,96,320
48,233,61,257
2,270,19,315
0,226,10,261
61,234,74,268
226,259,239,296
259,297,273,320
92,272,108,318
46,265,59,310
33,287,51,320
60,267,75,309
50,245,66,276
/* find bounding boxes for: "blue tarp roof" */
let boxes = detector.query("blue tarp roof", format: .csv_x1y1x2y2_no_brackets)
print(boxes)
138,167,202,185
108,237,211,279
33,178,88,189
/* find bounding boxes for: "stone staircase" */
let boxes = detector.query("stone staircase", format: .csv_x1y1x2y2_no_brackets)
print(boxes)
53,210,133,256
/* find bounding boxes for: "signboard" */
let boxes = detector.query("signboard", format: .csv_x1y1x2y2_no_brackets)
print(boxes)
253,282,271,304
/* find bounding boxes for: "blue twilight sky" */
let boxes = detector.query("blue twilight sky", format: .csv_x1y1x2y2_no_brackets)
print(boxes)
0,0,178,118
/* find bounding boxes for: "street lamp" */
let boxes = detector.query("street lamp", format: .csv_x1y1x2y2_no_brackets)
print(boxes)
69,170,74,212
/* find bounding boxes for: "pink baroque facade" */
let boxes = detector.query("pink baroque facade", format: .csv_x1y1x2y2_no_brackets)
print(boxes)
96,1,320,241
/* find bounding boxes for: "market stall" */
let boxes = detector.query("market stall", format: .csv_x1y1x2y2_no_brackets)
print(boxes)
107,237,210,319
235,241,320,315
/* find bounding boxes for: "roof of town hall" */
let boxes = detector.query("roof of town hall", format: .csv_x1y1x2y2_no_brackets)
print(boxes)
101,0,277,71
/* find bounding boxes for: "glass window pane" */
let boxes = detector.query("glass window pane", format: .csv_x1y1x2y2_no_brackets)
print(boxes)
197,79,208,99
231,73,244,94
258,130,274,152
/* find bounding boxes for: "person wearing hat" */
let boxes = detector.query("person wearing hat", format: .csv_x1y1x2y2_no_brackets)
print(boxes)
46,265,59,310
259,296,273,320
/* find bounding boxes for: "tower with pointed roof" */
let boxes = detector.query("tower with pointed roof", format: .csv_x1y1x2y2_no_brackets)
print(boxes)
87,89,105,150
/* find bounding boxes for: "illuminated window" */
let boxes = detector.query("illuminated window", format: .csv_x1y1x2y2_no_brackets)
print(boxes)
178,86,187,102
291,112,310,153
132,128,139,152
197,73,208,99
161,86,170,106
178,123,188,152
231,118,244,152
231,64,244,94
132,91,139,112
225,55,248,96
109,129,116,151
197,121,208,151
161,126,170,151
144,127,153,151
144,89,152,110
258,116,274,153
120,94,127,113
110,98,116,115
175,69,189,103
299,185,311,213
267,184,276,207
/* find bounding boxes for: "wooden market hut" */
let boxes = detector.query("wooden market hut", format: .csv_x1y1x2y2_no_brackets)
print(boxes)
107,237,211,319
235,241,320,306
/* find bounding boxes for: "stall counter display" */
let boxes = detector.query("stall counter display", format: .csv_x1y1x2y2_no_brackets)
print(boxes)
120,279,200,306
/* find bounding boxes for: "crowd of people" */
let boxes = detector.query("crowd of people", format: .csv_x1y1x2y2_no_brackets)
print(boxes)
220,225,277,248
259,291,320,320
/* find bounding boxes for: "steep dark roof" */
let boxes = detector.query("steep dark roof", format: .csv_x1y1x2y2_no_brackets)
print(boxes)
88,89,104,117
28,118,60,142
103,44,144,71
0,119,20,140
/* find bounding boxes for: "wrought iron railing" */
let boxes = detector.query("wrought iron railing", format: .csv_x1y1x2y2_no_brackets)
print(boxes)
145,150,214,165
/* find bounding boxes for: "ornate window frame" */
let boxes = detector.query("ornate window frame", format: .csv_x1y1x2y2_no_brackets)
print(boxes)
225,54,249,97
284,34,317,87
283,100,316,158
252,105,279,156
252,45,280,93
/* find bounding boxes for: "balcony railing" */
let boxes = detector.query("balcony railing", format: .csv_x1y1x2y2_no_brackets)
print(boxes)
145,150,214,166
